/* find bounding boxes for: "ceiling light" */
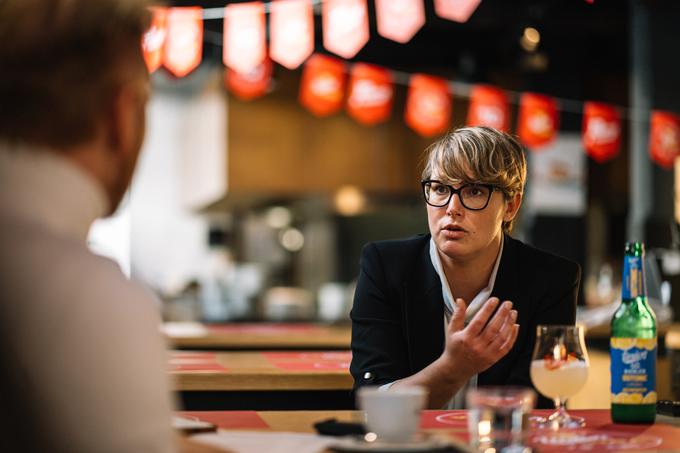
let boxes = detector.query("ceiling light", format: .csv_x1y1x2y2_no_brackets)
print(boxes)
520,27,540,52
523,27,541,45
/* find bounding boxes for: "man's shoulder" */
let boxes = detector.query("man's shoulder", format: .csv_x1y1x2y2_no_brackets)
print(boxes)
1,214,114,271
0,215,155,312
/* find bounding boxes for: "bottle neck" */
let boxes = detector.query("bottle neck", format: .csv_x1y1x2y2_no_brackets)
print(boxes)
622,254,646,300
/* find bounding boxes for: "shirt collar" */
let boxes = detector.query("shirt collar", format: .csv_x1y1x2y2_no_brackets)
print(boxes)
429,234,504,321
0,143,109,242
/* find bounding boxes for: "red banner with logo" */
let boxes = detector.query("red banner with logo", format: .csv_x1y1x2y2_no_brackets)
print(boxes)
518,93,559,149
404,74,451,137
649,110,680,169
163,7,203,78
375,0,425,44
322,0,369,59
223,2,265,75
434,0,482,23
346,64,393,125
299,54,346,117
142,7,168,73
582,101,621,163
466,84,509,131
225,57,272,101
270,0,314,70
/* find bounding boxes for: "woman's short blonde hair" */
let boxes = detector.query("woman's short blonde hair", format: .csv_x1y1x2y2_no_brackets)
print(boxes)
421,126,527,233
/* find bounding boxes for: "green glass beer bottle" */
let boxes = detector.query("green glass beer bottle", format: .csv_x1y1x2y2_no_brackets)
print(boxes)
610,242,657,423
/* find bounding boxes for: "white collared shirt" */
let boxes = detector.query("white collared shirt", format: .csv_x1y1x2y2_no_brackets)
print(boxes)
379,235,504,409
429,235,504,409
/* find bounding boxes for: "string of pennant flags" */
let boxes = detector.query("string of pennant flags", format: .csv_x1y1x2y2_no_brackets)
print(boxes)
141,0,680,169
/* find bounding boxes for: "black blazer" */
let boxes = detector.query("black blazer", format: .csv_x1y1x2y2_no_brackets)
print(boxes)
349,233,580,409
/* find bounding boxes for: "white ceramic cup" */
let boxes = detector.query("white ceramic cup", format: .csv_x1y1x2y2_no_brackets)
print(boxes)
357,385,427,442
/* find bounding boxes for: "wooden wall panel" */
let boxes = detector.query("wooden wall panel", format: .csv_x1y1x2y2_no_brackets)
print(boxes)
227,70,428,196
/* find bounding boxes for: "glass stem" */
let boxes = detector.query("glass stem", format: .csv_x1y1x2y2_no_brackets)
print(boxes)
552,398,568,421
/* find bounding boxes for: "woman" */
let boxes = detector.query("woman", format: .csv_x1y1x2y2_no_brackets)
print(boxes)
349,126,580,409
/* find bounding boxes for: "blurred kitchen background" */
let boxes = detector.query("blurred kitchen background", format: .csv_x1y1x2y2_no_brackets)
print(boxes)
87,0,680,327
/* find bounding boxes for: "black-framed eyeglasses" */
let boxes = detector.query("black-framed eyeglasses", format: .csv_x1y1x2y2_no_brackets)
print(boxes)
421,180,499,210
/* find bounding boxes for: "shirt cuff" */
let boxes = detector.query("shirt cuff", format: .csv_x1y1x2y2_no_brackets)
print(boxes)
378,381,395,391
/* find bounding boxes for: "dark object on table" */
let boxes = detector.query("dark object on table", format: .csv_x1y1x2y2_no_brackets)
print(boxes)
314,418,367,436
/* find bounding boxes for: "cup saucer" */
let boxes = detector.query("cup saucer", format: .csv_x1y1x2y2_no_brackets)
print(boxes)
328,434,469,452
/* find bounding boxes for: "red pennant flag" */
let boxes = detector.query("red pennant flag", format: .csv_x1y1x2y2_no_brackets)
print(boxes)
649,111,680,169
404,74,452,137
517,93,559,149
323,0,369,59
346,64,394,126
375,0,425,44
225,57,273,101
466,85,509,131
270,0,314,70
142,7,168,73
299,54,346,117
163,7,203,78
434,0,482,23
582,102,621,163
223,2,266,75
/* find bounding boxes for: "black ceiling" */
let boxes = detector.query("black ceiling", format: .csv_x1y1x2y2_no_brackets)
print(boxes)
171,0,631,102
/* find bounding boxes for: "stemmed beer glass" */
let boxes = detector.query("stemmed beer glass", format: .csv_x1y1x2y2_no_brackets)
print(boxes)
530,325,590,429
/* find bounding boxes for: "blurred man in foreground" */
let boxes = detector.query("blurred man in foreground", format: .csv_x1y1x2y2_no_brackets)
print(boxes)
0,1,215,451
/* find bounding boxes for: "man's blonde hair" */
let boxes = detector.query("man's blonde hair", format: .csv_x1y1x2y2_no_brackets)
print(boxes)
421,126,527,233
0,0,152,148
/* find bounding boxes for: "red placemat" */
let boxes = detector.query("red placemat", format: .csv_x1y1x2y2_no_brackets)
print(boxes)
528,410,680,452
177,411,269,429
421,410,468,429
168,352,227,372
420,409,680,452
262,351,351,371
206,323,324,335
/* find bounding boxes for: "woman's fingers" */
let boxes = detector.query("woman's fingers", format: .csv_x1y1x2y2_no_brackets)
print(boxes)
465,297,500,336
447,298,467,333
480,300,514,342
496,323,520,354
444,298,520,375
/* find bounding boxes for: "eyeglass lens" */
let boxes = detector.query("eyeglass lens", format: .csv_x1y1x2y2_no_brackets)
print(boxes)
424,182,491,209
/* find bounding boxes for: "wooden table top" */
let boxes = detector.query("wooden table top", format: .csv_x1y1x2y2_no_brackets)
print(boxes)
163,322,351,350
177,409,680,452
169,351,353,391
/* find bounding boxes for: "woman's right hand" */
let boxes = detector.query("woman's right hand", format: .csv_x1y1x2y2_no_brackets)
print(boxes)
441,297,519,379
389,296,519,408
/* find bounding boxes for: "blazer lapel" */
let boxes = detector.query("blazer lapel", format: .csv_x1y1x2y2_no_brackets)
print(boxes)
403,236,445,375
490,234,522,305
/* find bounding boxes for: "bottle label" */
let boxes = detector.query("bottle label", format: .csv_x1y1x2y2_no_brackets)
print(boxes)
622,256,644,299
610,337,657,405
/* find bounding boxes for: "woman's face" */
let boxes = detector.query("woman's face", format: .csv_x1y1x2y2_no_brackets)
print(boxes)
426,173,521,263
